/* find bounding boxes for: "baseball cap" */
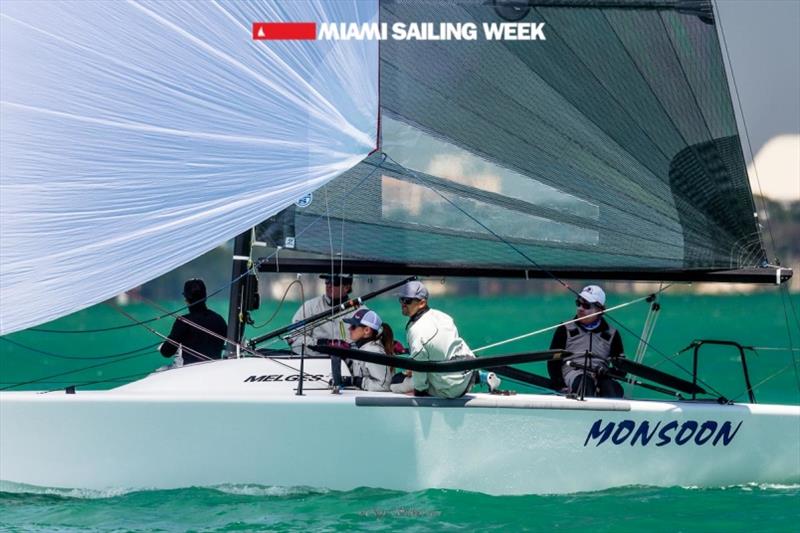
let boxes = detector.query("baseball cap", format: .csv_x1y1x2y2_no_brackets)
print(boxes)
343,308,383,331
320,273,353,285
578,285,606,307
398,280,429,300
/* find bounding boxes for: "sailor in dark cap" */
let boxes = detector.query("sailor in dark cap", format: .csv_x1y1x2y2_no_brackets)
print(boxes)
287,273,356,355
159,278,228,365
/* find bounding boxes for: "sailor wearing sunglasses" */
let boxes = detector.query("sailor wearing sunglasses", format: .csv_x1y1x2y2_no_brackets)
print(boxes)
547,285,625,398
288,273,356,355
398,280,476,398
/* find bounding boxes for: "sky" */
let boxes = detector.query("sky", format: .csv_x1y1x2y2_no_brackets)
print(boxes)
715,0,800,201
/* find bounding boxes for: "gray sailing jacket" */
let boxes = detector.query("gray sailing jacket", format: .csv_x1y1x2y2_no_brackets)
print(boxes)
548,318,624,389
351,339,393,392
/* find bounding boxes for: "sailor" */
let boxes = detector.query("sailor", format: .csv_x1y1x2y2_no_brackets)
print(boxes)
331,308,395,392
160,278,228,365
398,280,475,398
287,273,356,355
547,285,625,398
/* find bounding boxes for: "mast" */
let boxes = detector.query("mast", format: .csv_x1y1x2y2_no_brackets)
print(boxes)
226,229,254,357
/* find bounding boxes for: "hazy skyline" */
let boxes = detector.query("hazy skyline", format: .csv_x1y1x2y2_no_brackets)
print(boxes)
716,0,799,200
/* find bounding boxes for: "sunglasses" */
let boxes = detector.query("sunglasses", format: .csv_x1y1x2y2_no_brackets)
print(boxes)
399,297,417,305
348,324,362,330
575,299,598,310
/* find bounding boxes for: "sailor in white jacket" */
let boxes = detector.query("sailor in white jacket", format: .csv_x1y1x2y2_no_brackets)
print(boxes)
287,274,355,355
341,308,394,392
399,281,475,398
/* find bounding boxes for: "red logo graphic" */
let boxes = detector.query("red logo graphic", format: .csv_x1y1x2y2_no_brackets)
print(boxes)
252,22,317,41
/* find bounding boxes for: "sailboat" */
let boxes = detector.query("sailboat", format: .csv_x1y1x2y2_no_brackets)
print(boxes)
1,0,798,495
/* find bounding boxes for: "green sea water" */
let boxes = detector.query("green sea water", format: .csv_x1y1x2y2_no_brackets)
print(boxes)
1,292,799,531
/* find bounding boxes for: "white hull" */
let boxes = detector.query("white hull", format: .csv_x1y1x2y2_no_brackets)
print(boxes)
1,358,798,495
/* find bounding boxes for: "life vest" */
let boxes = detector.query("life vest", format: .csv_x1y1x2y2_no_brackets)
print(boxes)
562,322,618,388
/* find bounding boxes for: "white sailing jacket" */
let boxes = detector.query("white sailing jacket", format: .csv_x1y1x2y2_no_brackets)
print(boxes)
288,295,355,355
351,339,393,392
407,308,475,398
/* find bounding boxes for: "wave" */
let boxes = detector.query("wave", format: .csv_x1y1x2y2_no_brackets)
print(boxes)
0,480,333,500
0,480,136,499
210,484,331,497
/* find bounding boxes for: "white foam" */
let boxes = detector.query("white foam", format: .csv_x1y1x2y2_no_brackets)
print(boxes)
683,482,800,492
212,484,330,497
0,480,134,499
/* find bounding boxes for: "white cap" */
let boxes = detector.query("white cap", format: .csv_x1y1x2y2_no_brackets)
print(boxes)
579,285,606,307
398,280,429,300
343,308,382,331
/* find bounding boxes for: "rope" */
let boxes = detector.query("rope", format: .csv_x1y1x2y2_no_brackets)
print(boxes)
0,350,153,391
39,371,152,394
728,358,800,404
106,301,212,363
713,0,776,259
384,154,575,295
0,337,160,361
251,280,301,329
473,293,656,353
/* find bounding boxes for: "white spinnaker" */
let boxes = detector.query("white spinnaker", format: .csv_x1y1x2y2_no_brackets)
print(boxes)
0,1,378,334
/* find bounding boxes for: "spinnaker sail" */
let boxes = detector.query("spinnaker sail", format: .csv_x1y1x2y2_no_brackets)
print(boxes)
0,0,379,334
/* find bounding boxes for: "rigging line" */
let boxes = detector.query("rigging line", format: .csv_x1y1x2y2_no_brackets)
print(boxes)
784,285,800,332
373,159,701,255
0,337,159,361
255,153,388,267
473,293,657,352
749,347,800,352
323,186,337,325
137,279,311,375
106,301,213,363
384,154,574,293
494,375,558,396
386,154,689,381
39,371,152,394
602,313,726,400
713,0,776,258
251,280,301,329
29,266,258,335
121,297,312,378
29,315,163,334
132,296,230,360
727,357,800,404
386,156,711,395
0,350,153,391
778,285,800,391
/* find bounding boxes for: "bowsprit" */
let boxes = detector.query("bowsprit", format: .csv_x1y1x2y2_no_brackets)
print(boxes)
584,419,743,447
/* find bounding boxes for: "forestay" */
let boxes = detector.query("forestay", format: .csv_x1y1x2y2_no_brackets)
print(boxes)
0,0,379,334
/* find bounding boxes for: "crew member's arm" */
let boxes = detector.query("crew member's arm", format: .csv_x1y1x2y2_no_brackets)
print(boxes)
409,334,430,395
159,320,185,357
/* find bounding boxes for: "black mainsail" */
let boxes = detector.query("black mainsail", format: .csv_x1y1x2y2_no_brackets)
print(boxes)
258,0,789,284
